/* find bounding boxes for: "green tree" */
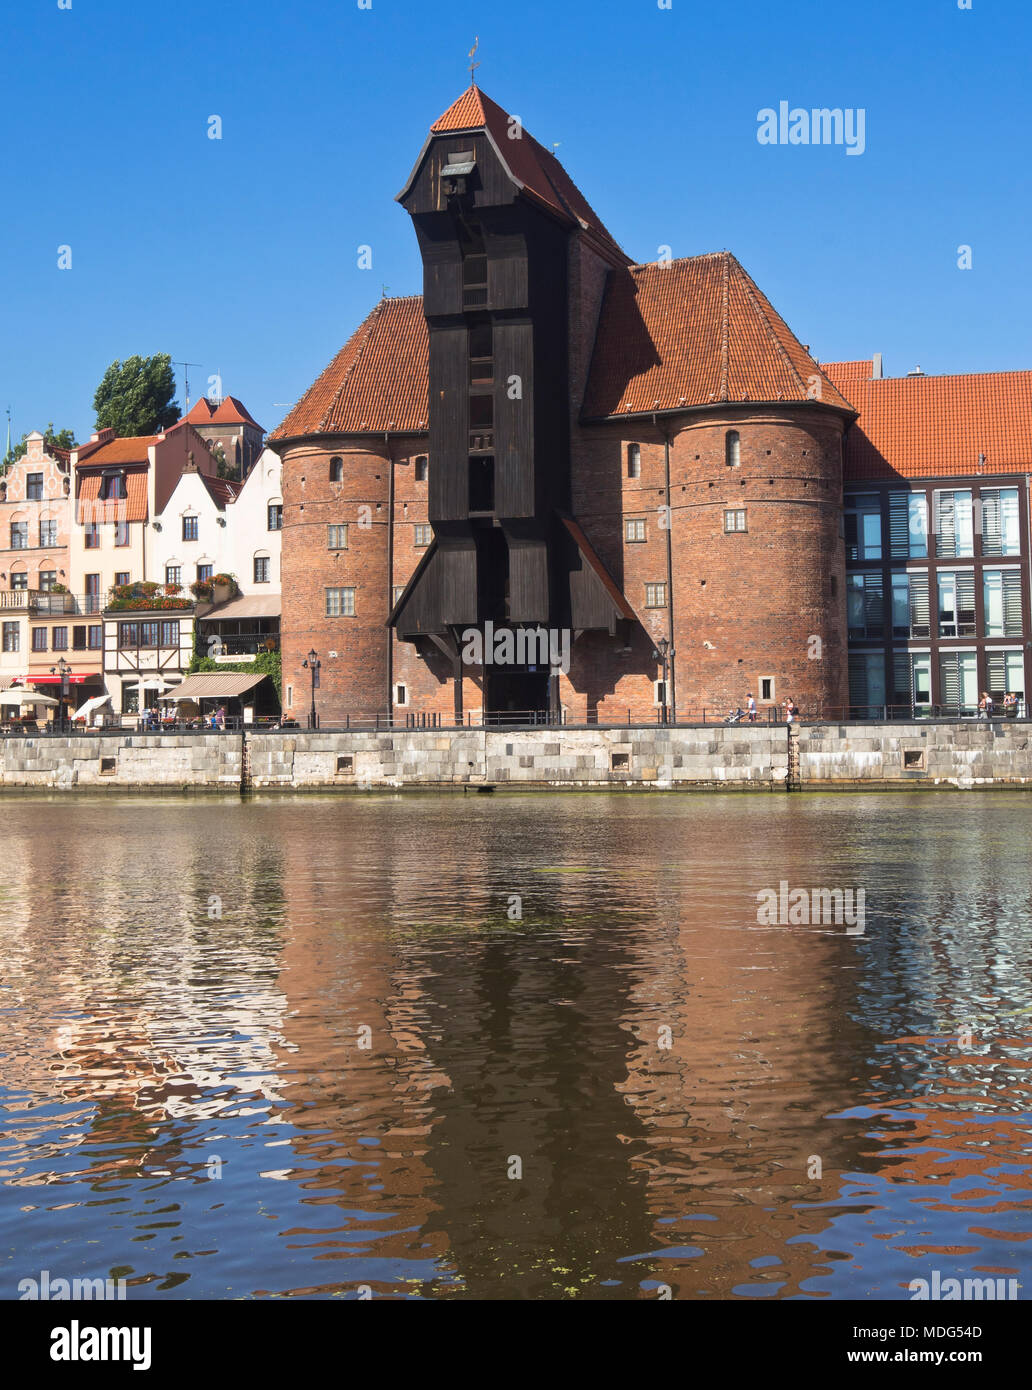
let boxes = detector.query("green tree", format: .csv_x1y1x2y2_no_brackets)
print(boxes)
93,354,180,437
2,423,77,470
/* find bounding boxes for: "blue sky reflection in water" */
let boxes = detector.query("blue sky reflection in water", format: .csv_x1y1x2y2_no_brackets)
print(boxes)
0,792,1030,1300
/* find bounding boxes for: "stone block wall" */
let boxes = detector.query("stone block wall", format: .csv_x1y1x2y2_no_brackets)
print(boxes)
3,721,1032,792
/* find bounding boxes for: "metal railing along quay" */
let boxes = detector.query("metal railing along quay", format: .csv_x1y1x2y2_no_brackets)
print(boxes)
3,704,1028,737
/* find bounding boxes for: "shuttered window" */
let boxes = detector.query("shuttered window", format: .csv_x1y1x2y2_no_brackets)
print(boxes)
980,488,1020,556
847,572,884,638
983,569,1022,637
939,651,978,712
986,650,1024,703
908,572,930,637
889,491,927,559
844,494,881,561
937,570,976,636
892,651,932,707
848,652,885,712
889,571,929,637
935,490,974,558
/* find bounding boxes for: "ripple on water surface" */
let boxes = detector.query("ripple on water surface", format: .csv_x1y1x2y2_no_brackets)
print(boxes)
0,791,1030,1299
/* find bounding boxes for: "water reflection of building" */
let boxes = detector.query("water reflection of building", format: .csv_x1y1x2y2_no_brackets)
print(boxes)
270,800,890,1298
0,804,289,1186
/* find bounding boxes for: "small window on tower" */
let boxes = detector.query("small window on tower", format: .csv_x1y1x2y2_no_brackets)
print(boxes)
414,457,428,482
469,395,494,428
726,431,741,468
329,457,344,483
627,444,641,479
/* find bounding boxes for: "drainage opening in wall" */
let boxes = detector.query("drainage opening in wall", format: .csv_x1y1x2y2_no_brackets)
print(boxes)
336,755,354,774
611,752,630,770
902,749,926,771
99,757,116,776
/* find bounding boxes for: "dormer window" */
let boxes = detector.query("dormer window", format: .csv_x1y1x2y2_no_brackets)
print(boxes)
441,150,475,196
99,469,127,500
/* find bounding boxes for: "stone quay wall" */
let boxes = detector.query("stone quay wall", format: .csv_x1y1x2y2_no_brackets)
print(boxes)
2,722,1032,792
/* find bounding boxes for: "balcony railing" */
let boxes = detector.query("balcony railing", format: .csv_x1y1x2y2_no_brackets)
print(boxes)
208,634,280,656
0,589,87,614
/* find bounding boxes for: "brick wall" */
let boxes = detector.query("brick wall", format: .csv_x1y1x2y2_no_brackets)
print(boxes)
570,405,850,719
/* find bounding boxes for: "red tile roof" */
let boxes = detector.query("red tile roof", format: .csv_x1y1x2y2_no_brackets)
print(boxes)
418,85,628,268
270,297,429,440
582,252,853,419
181,398,216,425
823,361,1032,480
210,395,262,429
75,437,157,465
77,469,149,523
200,475,240,506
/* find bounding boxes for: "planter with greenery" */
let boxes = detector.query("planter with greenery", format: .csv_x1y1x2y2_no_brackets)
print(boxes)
188,648,282,701
107,580,193,612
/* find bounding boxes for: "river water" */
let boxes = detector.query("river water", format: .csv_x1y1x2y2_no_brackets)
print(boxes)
1,791,1030,1301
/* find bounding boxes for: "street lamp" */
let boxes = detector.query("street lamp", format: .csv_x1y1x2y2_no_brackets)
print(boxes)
51,657,71,733
652,636,670,725
302,648,321,729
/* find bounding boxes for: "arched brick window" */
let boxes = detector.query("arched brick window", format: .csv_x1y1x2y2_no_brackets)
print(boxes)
329,457,344,483
725,430,740,468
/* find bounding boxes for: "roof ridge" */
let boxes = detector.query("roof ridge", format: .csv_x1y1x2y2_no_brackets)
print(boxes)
732,255,809,398
629,251,728,272
316,300,386,433
718,252,730,402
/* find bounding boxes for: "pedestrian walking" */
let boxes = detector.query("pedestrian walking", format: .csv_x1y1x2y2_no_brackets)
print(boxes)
746,693,757,722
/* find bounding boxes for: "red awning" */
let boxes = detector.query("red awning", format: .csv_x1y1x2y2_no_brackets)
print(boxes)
24,674,91,685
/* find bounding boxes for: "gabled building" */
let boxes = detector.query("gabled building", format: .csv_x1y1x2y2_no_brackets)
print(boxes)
0,432,78,707
66,424,221,715
180,395,264,479
271,85,854,725
153,444,283,663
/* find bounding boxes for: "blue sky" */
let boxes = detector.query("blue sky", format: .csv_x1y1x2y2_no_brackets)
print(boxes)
2,0,1029,446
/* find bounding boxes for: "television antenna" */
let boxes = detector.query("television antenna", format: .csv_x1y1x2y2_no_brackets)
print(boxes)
173,360,202,410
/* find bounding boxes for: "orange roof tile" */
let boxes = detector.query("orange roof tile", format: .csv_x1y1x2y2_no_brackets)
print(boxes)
823,362,1032,480
270,297,429,440
180,398,216,425
582,253,853,419
418,85,628,268
200,475,239,507
77,470,148,523
210,395,262,429
431,87,489,133
75,437,157,465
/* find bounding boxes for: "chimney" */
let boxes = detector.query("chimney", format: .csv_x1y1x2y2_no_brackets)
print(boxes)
871,352,883,380
907,365,925,377
90,427,116,444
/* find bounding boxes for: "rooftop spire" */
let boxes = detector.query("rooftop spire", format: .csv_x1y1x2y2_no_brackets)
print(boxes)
468,35,480,86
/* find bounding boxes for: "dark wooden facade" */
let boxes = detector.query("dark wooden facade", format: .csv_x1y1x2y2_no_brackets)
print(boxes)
391,120,628,710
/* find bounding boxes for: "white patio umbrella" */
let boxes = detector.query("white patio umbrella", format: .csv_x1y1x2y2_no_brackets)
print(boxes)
74,693,111,720
0,689,59,707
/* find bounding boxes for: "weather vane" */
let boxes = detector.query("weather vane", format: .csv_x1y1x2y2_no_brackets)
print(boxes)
468,36,480,85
